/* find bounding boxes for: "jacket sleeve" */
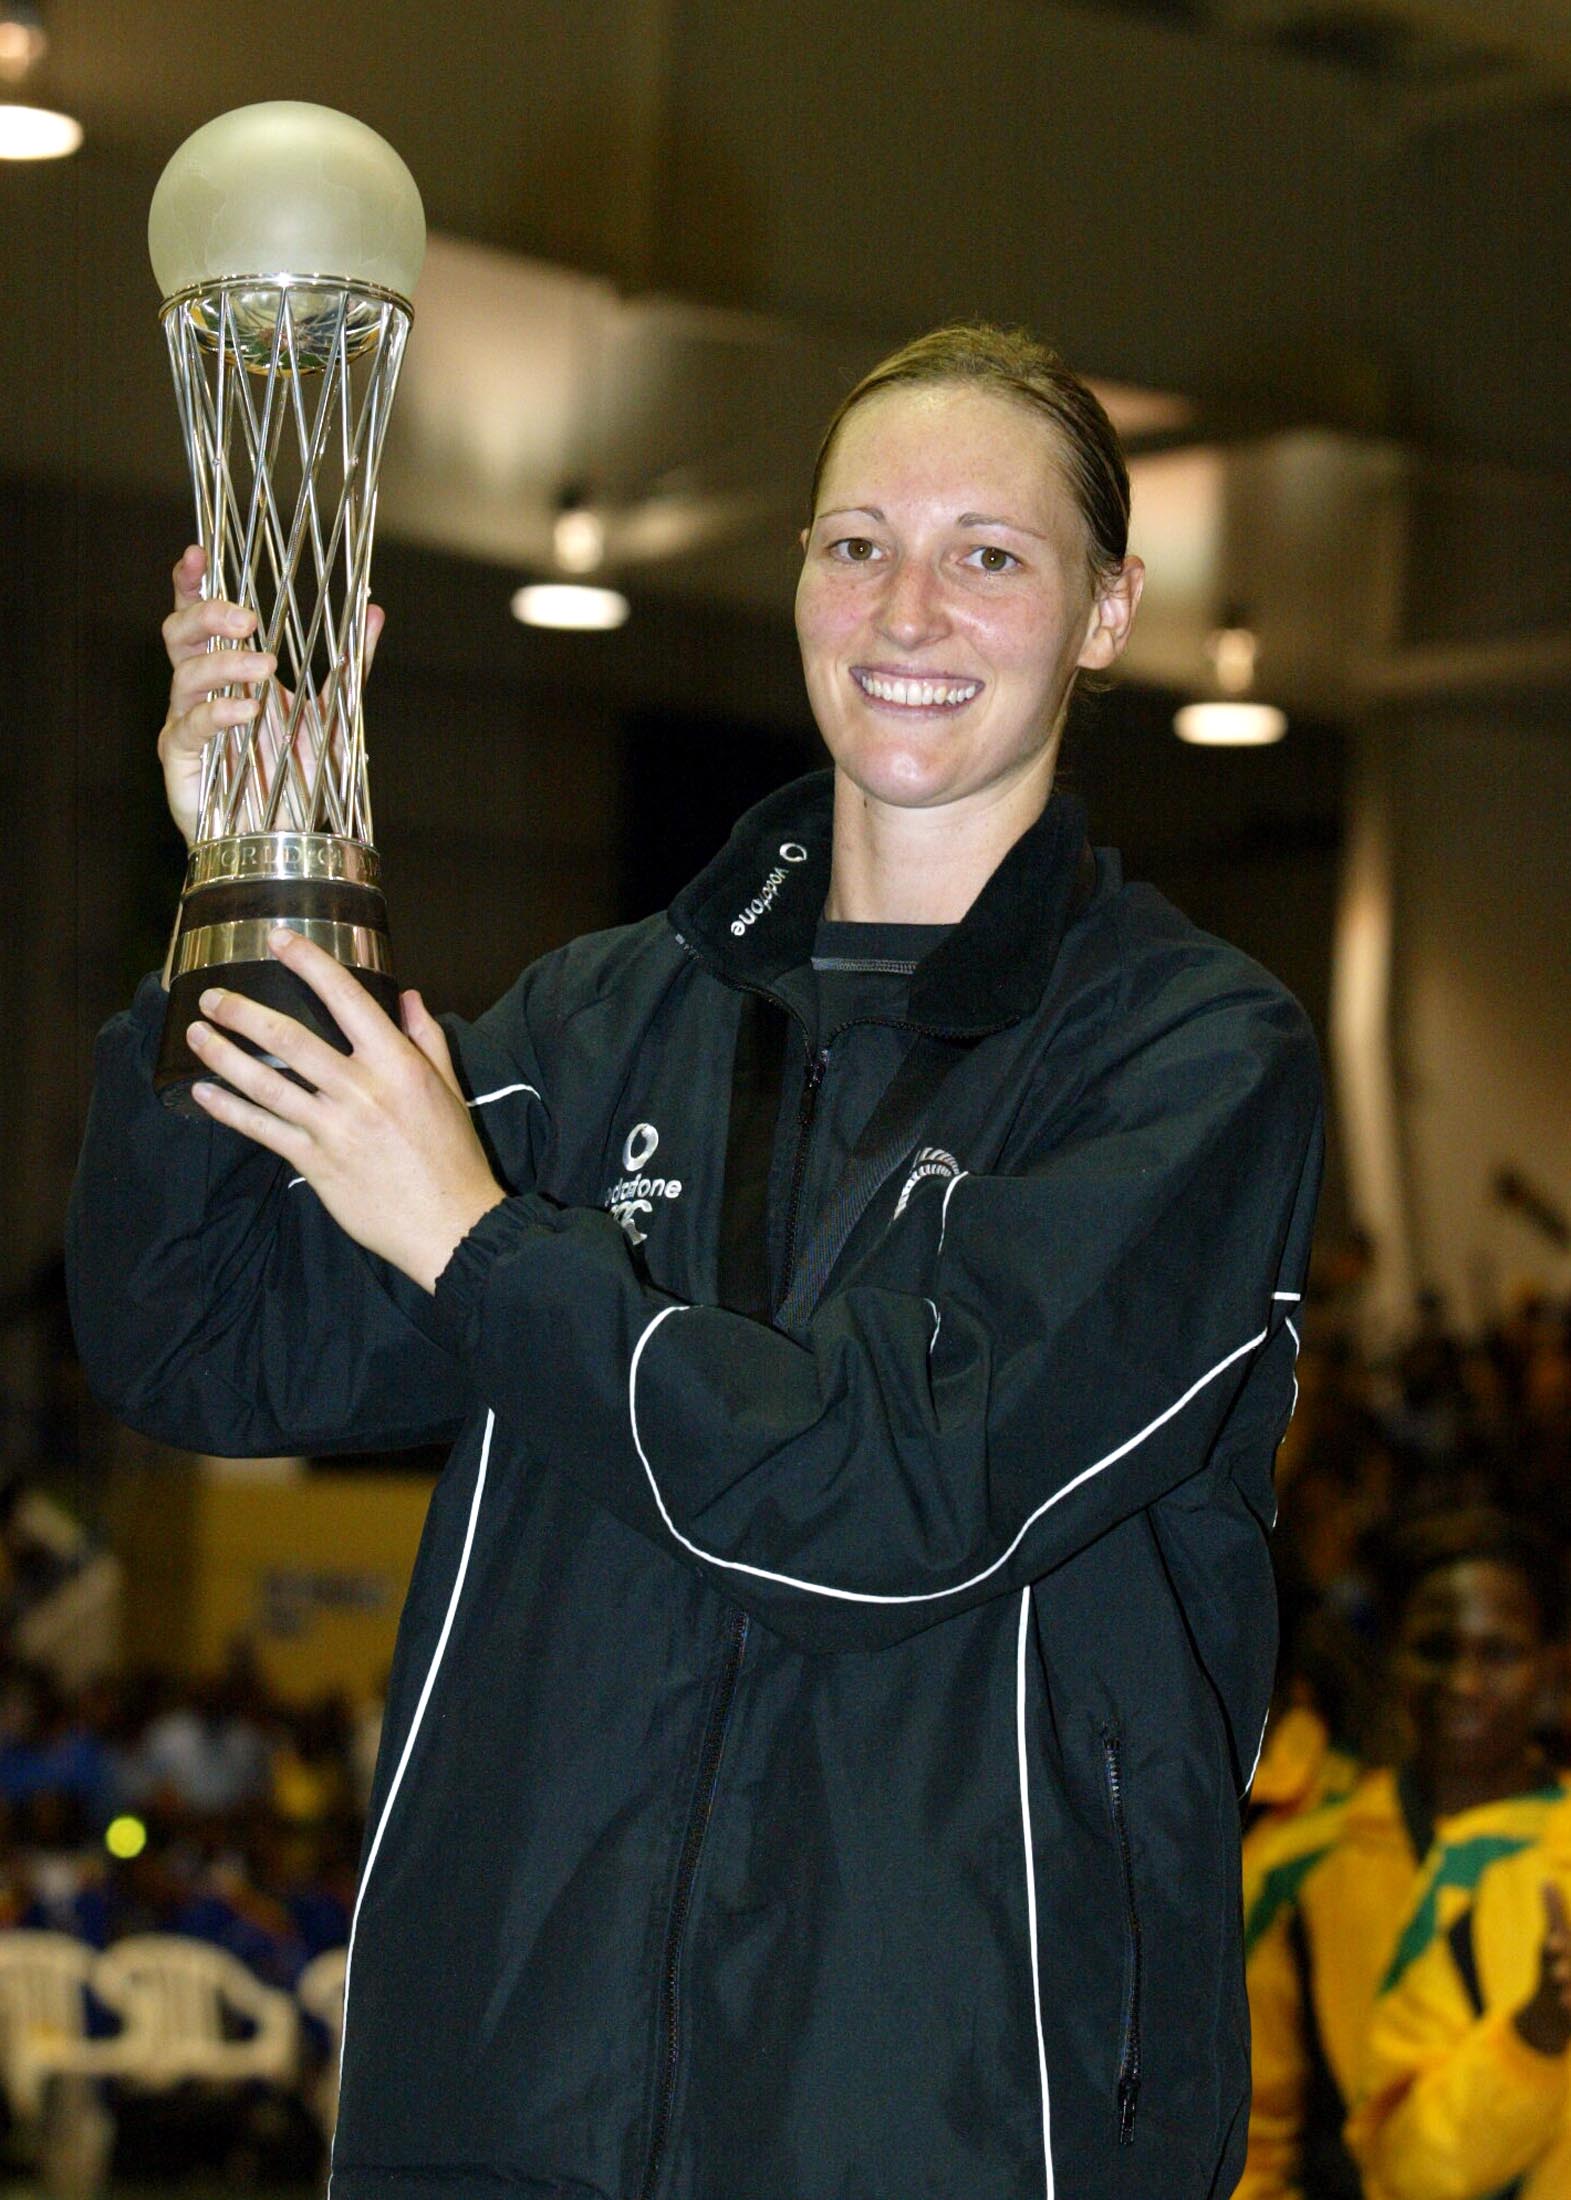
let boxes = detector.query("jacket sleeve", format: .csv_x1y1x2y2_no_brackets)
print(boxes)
1347,1915,1569,2200
66,969,552,1459
431,968,1323,1653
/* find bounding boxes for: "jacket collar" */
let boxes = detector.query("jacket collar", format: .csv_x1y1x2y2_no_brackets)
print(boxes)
668,768,1096,1037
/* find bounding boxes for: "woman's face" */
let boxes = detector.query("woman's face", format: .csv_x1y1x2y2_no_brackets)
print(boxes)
794,382,1141,817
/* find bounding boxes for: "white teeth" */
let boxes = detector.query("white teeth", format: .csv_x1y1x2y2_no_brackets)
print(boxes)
855,672,980,708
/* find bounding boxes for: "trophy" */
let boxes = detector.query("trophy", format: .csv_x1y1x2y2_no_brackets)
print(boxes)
147,101,425,1110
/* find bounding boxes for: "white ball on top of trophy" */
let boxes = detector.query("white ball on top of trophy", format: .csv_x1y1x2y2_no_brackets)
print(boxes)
148,101,425,1110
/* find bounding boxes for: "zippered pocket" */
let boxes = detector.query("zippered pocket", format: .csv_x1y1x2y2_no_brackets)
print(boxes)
1100,1726,1142,2144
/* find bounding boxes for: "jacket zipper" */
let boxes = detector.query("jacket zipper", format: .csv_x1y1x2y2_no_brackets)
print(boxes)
777,1042,830,1305
1101,1728,1142,2144
668,920,1050,1314
640,1607,750,2200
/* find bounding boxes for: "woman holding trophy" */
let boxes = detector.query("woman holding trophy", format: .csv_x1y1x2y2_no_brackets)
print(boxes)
72,316,1322,2199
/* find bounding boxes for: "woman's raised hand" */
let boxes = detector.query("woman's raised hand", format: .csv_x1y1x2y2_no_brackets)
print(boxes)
156,544,382,847
159,545,274,847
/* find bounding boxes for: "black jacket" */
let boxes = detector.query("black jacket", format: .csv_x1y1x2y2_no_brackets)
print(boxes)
69,773,1323,2200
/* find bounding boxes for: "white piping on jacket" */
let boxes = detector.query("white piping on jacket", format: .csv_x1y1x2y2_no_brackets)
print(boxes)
467,1081,542,1109
937,1170,970,1254
331,1407,496,2169
1017,1586,1055,2197
627,1308,1269,1605
1285,1316,1302,1427
1245,1712,1272,1798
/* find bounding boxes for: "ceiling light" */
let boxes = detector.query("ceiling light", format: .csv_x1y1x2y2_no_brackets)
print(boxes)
0,100,80,157
1206,622,1259,696
1174,701,1288,747
0,4,82,161
1176,604,1286,745
552,505,606,575
0,1,45,77
512,582,629,632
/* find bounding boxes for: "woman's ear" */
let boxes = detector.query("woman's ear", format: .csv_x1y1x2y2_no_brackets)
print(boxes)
1078,556,1145,673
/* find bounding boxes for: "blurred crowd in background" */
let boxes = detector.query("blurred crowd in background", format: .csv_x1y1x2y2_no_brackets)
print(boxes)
0,1649,373,1976
0,1586,376,2187
1242,1258,1571,2199
2,1253,1571,2195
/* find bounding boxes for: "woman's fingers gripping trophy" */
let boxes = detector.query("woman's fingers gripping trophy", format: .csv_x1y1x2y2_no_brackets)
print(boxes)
156,544,383,848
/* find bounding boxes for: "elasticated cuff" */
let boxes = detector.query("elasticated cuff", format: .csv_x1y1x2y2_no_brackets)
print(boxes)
429,1193,554,1358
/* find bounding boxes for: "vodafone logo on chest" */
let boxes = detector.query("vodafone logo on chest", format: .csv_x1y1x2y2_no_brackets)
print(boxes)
604,1122,683,1245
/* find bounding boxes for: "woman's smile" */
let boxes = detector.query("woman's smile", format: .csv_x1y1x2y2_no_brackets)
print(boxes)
850,665,984,712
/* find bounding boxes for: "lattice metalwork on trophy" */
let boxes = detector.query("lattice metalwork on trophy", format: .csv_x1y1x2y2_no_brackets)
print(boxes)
164,276,410,849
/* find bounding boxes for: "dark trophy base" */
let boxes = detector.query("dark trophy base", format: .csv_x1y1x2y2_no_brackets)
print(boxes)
153,832,397,1118
155,957,402,1118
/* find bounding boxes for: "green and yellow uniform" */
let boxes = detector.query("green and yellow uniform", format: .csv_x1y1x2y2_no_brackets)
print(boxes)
1348,1785,1571,2200
1240,1767,1431,2198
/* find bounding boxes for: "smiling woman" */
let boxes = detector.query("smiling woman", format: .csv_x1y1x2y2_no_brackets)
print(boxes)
69,320,1323,2200
795,327,1144,921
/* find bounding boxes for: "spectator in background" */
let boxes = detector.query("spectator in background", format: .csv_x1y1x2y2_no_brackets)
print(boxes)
0,1665,117,1829
172,1821,309,1990
271,1818,355,1959
1348,1793,1571,2198
1238,1508,1567,2200
13,1787,114,1945
272,1694,354,1828
129,1653,273,1821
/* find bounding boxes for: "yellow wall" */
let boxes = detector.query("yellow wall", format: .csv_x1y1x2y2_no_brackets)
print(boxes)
111,1462,433,1702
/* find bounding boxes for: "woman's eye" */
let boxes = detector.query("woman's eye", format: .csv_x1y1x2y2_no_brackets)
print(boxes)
964,544,1019,573
830,537,881,563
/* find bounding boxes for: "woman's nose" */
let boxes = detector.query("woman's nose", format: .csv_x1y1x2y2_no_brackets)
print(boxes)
874,559,948,649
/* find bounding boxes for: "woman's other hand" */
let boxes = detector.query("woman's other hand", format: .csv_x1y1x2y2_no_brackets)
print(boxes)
157,544,382,847
184,929,506,1294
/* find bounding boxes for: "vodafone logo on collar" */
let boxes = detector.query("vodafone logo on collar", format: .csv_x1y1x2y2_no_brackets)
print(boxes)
730,841,809,938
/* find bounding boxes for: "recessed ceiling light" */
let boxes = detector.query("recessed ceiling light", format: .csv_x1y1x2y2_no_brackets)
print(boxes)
0,100,81,159
511,582,629,632
1174,701,1288,747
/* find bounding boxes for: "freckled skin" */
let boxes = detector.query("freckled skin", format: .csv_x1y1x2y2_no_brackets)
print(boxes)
1393,1558,1552,1817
